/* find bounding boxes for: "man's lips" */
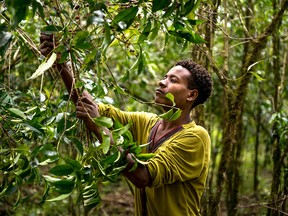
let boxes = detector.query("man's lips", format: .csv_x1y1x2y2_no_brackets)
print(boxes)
155,89,165,94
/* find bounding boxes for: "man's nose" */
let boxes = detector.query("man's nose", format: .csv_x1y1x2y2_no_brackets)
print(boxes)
158,79,166,87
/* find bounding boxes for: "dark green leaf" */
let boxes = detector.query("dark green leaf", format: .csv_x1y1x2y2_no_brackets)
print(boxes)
152,0,172,12
113,6,138,28
49,164,74,176
52,179,75,194
182,0,195,16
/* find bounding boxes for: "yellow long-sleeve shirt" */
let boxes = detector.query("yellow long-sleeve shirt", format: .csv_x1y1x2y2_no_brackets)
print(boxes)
98,103,211,216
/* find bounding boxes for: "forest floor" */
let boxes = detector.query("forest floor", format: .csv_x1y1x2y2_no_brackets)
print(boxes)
94,179,270,216
95,179,134,216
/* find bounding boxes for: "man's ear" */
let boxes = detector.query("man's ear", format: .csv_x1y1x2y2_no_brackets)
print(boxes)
187,89,198,101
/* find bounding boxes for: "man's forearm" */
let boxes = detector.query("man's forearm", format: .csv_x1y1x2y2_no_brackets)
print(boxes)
55,63,79,104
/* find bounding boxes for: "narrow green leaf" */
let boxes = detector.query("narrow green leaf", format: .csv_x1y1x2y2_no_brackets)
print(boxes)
8,108,26,119
49,164,74,176
249,71,266,82
136,153,155,161
28,53,57,80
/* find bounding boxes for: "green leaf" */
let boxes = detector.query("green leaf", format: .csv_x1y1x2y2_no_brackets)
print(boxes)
101,151,120,165
28,53,57,80
113,6,138,28
165,93,175,105
159,109,174,120
168,30,205,44
136,153,155,161
168,108,182,121
52,179,75,194
102,133,111,154
8,108,26,119
49,164,74,176
138,20,152,43
249,71,266,82
93,116,113,128
152,0,172,12
47,193,72,202
182,0,195,16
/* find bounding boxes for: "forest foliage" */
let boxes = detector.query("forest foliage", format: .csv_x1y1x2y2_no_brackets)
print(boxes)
0,0,288,215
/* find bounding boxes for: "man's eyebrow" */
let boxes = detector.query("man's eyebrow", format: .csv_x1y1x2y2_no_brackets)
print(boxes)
167,73,180,79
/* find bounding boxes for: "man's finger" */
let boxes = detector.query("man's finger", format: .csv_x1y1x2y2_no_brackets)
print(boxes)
79,96,95,106
40,40,54,49
40,47,52,57
40,34,53,43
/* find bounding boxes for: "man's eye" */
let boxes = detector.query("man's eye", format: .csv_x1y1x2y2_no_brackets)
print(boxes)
170,78,177,83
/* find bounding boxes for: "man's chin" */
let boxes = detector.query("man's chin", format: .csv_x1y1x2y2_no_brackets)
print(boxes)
154,98,173,107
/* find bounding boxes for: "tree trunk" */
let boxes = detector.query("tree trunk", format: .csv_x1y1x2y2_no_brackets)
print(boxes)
209,1,288,215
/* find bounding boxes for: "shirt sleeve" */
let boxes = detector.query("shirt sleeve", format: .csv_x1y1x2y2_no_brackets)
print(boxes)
97,103,158,145
147,127,210,188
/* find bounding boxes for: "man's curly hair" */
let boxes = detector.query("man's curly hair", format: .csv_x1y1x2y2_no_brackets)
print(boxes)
176,60,213,109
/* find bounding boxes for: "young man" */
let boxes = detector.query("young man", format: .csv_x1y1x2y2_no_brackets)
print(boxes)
40,34,213,216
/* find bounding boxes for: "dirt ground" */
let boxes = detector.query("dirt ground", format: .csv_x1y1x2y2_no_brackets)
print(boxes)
96,180,134,216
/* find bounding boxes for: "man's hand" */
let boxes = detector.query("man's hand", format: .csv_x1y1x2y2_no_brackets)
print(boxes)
40,33,54,57
76,91,99,120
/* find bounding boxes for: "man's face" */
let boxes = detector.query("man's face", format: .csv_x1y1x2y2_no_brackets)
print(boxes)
155,65,194,109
